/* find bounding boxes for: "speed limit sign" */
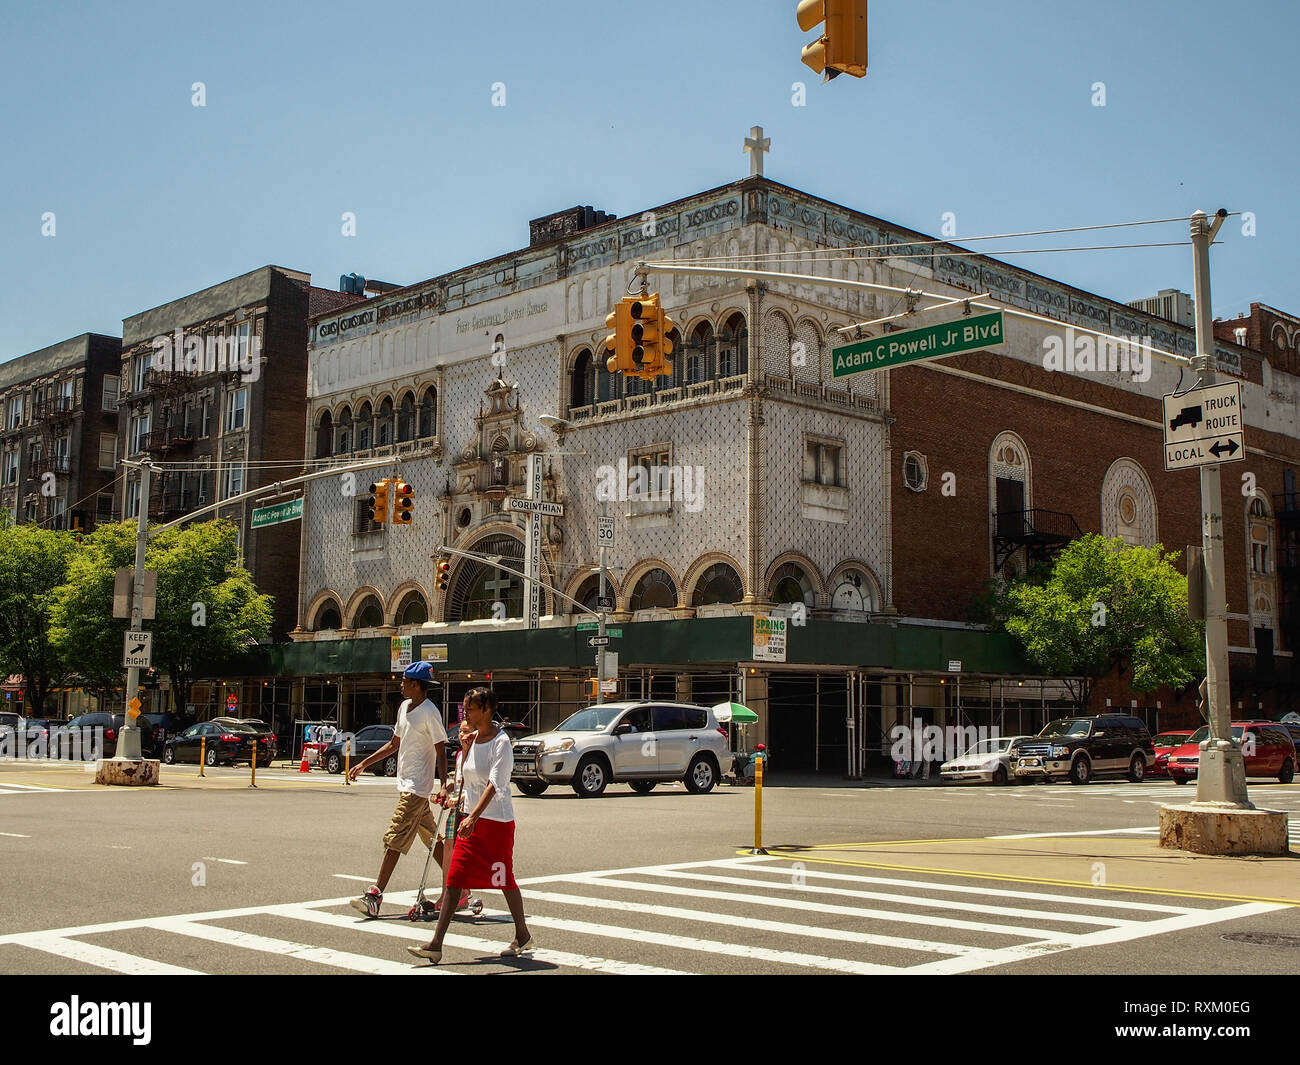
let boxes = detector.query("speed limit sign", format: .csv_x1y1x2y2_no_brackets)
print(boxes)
596,515,615,549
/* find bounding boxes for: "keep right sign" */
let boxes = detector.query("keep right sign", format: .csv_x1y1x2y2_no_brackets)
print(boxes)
1162,382,1245,472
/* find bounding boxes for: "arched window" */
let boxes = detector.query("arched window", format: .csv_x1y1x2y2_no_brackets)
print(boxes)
356,402,373,451
686,322,714,385
312,600,342,630
569,573,607,614
1101,458,1157,548
989,432,1031,573
717,313,748,378
352,595,384,629
828,568,878,612
376,397,394,447
315,410,333,459
418,387,436,438
570,350,595,411
490,436,510,486
629,568,678,611
770,562,814,607
335,406,352,454
397,392,415,442
597,359,619,403
692,562,743,606
395,591,428,626
446,534,526,622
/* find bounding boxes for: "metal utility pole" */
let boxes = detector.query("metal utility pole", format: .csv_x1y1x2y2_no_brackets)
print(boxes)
1189,208,1251,808
596,499,609,705
114,461,151,760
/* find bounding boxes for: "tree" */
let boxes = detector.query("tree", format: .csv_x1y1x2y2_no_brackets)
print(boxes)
1001,534,1205,713
49,520,273,710
0,517,77,710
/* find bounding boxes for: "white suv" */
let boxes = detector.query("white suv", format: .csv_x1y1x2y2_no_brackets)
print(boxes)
511,701,730,798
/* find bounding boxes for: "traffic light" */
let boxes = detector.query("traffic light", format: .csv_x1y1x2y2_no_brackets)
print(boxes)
633,293,676,379
435,556,451,591
604,298,634,374
392,481,414,524
797,0,867,80
367,479,391,524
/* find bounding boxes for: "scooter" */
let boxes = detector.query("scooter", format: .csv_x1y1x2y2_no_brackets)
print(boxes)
407,750,483,922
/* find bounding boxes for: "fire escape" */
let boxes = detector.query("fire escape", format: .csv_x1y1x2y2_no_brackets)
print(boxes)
992,508,1082,573
145,368,196,521
29,390,77,529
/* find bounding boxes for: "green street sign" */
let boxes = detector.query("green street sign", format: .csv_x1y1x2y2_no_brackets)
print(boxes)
251,497,304,529
832,310,1004,378
576,623,621,637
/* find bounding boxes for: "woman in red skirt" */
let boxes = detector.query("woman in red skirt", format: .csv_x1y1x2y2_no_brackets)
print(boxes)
410,687,533,962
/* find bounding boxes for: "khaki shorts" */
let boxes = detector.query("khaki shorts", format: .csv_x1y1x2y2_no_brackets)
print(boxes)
383,792,438,855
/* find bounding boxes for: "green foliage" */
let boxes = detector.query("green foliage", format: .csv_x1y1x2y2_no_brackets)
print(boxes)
1000,534,1205,712
48,519,273,705
0,519,77,707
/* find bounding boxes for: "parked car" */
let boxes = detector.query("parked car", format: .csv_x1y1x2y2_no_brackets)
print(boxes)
19,718,68,757
0,711,21,732
321,724,395,775
511,701,729,798
59,712,157,759
1014,714,1156,784
1168,723,1296,785
211,717,278,766
1150,729,1195,778
939,735,1031,786
1277,720,1300,760
164,721,266,767
141,712,194,750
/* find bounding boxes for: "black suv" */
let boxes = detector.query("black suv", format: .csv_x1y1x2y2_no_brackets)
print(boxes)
59,712,157,759
1014,714,1155,785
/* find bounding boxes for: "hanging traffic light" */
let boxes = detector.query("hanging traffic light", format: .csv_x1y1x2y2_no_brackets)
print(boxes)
392,481,414,524
604,298,635,374
633,293,676,379
435,556,451,591
797,0,867,80
367,479,391,524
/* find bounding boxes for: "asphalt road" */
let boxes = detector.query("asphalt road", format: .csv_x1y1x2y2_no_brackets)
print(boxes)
2,761,1299,976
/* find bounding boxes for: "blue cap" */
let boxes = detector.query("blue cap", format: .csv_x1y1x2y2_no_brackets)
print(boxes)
402,661,437,683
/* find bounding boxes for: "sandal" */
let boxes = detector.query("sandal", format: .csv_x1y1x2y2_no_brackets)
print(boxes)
500,935,536,957
407,945,442,963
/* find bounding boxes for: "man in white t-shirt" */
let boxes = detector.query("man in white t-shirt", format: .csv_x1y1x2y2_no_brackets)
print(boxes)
348,661,449,918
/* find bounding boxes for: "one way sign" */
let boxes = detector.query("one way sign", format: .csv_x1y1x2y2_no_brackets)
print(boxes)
123,630,153,668
1162,382,1245,472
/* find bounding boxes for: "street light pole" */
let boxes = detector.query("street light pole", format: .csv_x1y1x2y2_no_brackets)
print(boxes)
596,498,608,706
115,461,151,760
1188,208,1250,808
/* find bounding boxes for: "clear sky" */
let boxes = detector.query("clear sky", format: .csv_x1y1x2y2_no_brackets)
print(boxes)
2,0,1296,361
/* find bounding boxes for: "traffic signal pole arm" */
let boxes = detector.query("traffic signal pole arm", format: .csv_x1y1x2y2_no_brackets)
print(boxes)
630,260,1194,370
432,543,604,623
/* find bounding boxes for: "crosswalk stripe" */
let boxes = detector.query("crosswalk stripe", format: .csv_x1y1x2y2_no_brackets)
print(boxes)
476,906,901,974
269,903,692,976
522,888,983,956
153,919,449,975
566,876,1084,941
906,900,1286,975
15,936,203,975
633,868,1144,928
734,861,1198,914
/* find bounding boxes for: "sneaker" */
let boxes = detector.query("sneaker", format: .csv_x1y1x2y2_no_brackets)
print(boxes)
350,886,382,918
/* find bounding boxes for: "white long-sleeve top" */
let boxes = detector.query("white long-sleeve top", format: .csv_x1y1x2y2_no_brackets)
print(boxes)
460,729,515,824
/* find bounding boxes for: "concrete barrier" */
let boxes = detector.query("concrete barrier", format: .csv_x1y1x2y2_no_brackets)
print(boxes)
1159,803,1289,855
95,758,161,787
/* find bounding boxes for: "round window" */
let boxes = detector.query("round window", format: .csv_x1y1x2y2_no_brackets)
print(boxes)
457,507,472,528
1119,493,1137,525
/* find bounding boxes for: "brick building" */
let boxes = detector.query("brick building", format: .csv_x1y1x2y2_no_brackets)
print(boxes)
0,333,122,532
117,267,362,640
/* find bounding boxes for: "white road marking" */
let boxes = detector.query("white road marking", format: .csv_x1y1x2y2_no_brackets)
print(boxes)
634,868,1142,928
567,875,1083,941
736,860,1197,914
153,919,446,975
201,857,248,865
988,826,1159,839
0,832,31,837
14,936,203,975
332,874,375,883
271,903,690,975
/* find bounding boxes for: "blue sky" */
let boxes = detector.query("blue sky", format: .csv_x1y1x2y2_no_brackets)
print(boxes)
1,0,1295,361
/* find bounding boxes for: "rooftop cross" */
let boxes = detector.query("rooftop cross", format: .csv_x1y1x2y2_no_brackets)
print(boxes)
743,125,770,178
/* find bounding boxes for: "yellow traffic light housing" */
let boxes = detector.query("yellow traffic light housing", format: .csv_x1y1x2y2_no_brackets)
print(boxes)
797,0,867,80
435,557,451,591
637,294,676,379
368,479,391,524
604,300,634,373
392,481,414,524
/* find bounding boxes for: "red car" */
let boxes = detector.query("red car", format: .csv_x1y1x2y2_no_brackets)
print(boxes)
1150,730,1194,778
1168,722,1297,785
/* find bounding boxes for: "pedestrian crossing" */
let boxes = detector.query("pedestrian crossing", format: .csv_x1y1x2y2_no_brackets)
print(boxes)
0,782,70,795
0,855,1287,976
